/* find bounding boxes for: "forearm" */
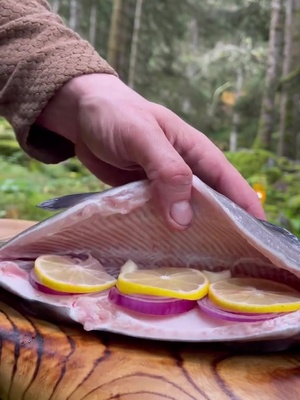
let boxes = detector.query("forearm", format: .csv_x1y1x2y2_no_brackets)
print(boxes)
0,0,116,163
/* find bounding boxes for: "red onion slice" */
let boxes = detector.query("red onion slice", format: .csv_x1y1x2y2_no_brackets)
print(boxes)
29,269,76,296
197,296,286,322
109,287,197,315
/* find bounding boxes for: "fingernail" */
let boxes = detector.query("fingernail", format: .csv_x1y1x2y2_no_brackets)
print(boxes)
170,201,193,227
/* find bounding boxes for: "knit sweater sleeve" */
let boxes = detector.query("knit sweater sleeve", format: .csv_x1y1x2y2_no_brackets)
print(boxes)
0,0,117,163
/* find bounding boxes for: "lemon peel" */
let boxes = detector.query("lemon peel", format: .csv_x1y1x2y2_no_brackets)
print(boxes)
34,254,116,294
116,267,209,300
209,277,300,313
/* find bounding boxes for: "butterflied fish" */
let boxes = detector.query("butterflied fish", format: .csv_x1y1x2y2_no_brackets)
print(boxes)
0,175,300,343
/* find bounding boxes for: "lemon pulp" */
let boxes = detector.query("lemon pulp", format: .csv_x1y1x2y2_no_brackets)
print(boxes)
34,254,116,293
209,277,300,313
34,254,300,313
116,267,209,300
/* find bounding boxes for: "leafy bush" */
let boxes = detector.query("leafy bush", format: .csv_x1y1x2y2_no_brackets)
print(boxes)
0,156,108,221
225,149,275,178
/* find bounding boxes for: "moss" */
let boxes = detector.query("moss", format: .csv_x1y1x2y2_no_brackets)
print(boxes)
225,149,274,178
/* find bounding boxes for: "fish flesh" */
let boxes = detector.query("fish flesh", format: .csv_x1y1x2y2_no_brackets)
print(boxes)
0,175,300,343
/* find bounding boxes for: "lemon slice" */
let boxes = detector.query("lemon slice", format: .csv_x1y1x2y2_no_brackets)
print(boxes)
209,277,300,313
34,255,116,293
116,267,209,300
120,259,139,274
202,269,231,283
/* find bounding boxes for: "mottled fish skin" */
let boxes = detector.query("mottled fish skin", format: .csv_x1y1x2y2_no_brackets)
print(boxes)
258,219,300,247
0,176,300,343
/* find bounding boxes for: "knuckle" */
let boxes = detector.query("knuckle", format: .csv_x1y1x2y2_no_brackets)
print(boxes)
152,162,193,187
151,102,172,118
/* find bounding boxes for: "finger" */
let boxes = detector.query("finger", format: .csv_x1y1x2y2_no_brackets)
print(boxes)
193,149,266,219
78,104,195,229
154,107,266,220
119,119,194,230
75,138,147,186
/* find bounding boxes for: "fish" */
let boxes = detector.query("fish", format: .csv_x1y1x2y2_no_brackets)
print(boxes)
0,175,300,343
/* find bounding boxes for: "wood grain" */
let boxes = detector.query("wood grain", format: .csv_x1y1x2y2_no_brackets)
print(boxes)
0,218,36,242
0,219,300,400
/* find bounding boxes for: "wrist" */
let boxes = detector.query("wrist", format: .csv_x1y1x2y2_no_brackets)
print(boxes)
35,73,119,143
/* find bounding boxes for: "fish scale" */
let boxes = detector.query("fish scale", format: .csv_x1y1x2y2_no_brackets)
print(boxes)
0,176,299,342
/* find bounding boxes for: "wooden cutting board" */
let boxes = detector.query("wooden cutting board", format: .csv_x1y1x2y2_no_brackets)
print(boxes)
0,218,300,400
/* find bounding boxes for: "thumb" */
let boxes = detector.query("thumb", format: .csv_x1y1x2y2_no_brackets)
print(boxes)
127,126,194,229
151,169,194,229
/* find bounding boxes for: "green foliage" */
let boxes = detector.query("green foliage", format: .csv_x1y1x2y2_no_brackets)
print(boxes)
264,166,282,184
226,149,300,238
0,118,15,140
0,118,106,221
225,149,273,178
0,154,108,221
0,140,22,157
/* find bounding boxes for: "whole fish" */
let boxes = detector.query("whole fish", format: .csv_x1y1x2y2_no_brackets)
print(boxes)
0,175,300,343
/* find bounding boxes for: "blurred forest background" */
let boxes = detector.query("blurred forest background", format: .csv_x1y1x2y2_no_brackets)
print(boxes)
0,0,300,236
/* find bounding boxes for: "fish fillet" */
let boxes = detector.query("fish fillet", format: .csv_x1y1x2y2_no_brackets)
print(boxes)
0,175,300,342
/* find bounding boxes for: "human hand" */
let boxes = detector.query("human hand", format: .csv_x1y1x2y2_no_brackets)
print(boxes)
36,74,266,229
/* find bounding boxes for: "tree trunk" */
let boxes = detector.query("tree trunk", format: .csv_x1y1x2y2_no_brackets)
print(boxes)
89,0,97,47
182,17,198,113
277,0,294,157
51,0,60,14
254,0,284,150
117,0,132,82
229,68,243,152
291,0,300,159
128,0,144,89
277,0,300,159
107,0,124,70
69,0,80,32
292,93,300,159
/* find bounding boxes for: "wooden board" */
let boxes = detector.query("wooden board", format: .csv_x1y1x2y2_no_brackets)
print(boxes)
0,219,300,400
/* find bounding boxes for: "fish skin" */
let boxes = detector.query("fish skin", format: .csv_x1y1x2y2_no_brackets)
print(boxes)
258,219,300,247
37,191,102,211
0,175,300,343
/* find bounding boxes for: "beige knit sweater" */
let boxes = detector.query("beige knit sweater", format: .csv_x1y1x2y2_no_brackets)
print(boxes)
0,0,116,163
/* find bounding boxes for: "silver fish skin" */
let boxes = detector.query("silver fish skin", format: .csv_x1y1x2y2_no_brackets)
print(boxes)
37,191,102,211
0,175,300,343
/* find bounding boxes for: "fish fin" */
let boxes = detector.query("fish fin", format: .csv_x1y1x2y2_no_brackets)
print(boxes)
37,192,100,211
